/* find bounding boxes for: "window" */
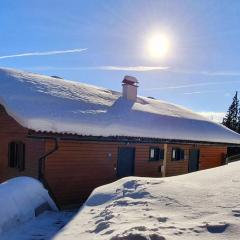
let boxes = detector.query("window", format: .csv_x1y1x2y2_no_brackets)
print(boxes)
149,147,164,161
8,141,25,171
172,148,185,161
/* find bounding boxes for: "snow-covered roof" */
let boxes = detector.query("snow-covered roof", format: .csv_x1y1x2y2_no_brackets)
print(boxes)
0,67,239,144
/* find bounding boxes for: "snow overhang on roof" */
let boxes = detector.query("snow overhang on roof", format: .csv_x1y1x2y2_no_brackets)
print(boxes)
0,67,240,145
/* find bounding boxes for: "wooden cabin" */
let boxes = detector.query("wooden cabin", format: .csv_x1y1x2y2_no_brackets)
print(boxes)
0,68,240,208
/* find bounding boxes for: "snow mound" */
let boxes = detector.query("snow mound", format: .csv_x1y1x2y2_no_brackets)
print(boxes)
0,210,76,240
0,67,240,144
54,162,240,240
0,177,57,234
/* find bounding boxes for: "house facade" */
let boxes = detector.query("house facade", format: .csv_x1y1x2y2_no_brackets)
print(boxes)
0,68,238,207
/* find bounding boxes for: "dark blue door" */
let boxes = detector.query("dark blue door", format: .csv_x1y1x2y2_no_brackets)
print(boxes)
189,149,199,172
117,147,135,178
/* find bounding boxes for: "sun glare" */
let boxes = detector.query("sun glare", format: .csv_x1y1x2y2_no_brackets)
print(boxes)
146,33,171,59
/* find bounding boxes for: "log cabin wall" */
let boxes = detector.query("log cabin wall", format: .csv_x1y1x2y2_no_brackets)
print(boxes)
165,144,190,176
199,145,227,170
45,140,119,206
0,104,45,182
45,140,227,206
44,140,164,206
165,144,227,177
135,144,164,177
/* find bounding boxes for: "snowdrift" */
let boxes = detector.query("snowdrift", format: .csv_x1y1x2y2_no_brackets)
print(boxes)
55,162,240,240
0,177,57,234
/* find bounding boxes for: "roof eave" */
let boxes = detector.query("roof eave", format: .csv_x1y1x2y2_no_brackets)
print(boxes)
27,130,240,146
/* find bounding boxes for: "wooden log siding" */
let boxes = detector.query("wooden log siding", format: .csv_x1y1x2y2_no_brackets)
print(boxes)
166,144,227,176
135,144,163,177
199,145,227,170
44,141,164,205
165,144,190,176
0,104,45,182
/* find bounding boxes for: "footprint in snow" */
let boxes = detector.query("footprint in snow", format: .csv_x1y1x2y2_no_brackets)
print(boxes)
110,233,166,240
157,217,168,223
201,222,230,234
90,221,110,234
232,209,240,217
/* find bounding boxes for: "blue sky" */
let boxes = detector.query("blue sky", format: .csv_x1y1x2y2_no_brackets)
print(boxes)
1,0,240,118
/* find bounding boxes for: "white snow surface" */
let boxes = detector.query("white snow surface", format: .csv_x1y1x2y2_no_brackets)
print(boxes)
54,162,240,240
0,67,240,144
0,177,57,234
0,210,75,240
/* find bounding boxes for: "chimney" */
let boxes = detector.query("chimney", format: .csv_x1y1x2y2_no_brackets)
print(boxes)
122,75,139,101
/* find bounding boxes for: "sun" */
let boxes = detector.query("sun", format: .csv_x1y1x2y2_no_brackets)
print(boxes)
146,33,171,59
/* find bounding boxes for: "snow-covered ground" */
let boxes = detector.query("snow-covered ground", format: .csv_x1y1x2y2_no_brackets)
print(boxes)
0,210,75,240
54,162,240,240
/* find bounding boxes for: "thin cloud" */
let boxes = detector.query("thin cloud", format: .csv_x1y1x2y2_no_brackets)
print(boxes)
167,69,240,77
95,66,169,71
144,80,240,91
183,90,223,95
198,71,240,76
22,65,240,75
0,48,87,59
24,65,169,72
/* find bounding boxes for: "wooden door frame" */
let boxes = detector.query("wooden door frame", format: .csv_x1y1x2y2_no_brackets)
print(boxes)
188,149,200,172
117,147,135,178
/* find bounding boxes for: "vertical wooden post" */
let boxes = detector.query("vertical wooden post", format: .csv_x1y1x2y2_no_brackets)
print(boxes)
162,144,168,177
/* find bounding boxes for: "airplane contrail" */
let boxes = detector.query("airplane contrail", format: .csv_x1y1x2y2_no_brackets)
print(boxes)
0,48,87,59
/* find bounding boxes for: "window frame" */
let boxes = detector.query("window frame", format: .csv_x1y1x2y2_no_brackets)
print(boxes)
8,141,25,171
149,147,164,161
172,148,185,161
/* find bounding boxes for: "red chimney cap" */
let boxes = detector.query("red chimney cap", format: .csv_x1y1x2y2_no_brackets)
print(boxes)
122,76,138,85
